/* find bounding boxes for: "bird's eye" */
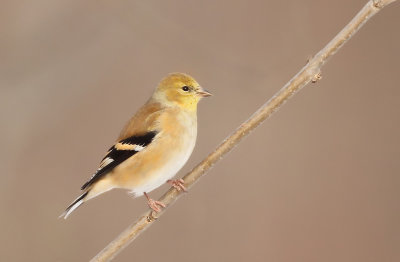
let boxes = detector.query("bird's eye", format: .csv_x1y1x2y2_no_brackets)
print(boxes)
182,86,190,92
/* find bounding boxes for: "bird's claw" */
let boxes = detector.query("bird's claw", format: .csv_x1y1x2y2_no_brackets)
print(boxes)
147,198,166,213
167,178,187,192
144,192,165,213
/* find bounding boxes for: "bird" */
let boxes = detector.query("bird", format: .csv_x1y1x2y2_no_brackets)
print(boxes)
60,73,211,219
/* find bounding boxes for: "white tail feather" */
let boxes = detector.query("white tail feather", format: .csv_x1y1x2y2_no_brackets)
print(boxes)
59,192,88,219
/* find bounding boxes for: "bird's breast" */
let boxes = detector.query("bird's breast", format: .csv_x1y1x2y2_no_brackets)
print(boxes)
117,109,198,196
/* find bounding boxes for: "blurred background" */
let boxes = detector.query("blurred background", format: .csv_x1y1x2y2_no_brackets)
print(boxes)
1,0,399,261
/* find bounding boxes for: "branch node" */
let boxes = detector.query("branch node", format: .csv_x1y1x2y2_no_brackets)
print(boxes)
311,72,322,83
372,0,384,8
146,212,158,222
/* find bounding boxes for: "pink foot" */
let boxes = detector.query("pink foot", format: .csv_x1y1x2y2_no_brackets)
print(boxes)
167,178,187,192
144,192,165,213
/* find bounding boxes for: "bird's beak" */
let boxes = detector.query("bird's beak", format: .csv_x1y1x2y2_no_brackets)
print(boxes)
196,88,212,97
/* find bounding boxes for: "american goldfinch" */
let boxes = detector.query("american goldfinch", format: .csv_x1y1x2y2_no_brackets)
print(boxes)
60,73,211,219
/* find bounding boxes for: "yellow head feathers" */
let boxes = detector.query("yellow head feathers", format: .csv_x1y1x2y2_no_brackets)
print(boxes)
152,73,211,111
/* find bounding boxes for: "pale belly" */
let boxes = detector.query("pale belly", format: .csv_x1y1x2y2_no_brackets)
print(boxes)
113,113,197,196
129,138,196,196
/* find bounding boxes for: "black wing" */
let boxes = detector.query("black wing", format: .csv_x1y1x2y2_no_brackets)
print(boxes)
81,131,158,190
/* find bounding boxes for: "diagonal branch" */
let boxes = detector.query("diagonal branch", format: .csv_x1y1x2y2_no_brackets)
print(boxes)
90,1,398,261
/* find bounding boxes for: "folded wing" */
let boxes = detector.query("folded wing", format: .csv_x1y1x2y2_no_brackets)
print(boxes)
81,131,158,190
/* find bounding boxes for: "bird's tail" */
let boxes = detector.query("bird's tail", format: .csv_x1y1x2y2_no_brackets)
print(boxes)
59,191,88,219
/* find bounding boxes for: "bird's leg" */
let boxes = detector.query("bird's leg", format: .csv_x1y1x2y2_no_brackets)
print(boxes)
144,192,165,213
167,178,187,192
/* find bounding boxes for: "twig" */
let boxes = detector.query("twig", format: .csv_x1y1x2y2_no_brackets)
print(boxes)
90,1,398,261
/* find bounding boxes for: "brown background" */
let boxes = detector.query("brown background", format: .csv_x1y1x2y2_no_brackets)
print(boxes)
1,1,399,261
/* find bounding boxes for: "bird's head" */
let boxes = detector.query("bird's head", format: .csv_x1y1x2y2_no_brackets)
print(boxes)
153,73,211,111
